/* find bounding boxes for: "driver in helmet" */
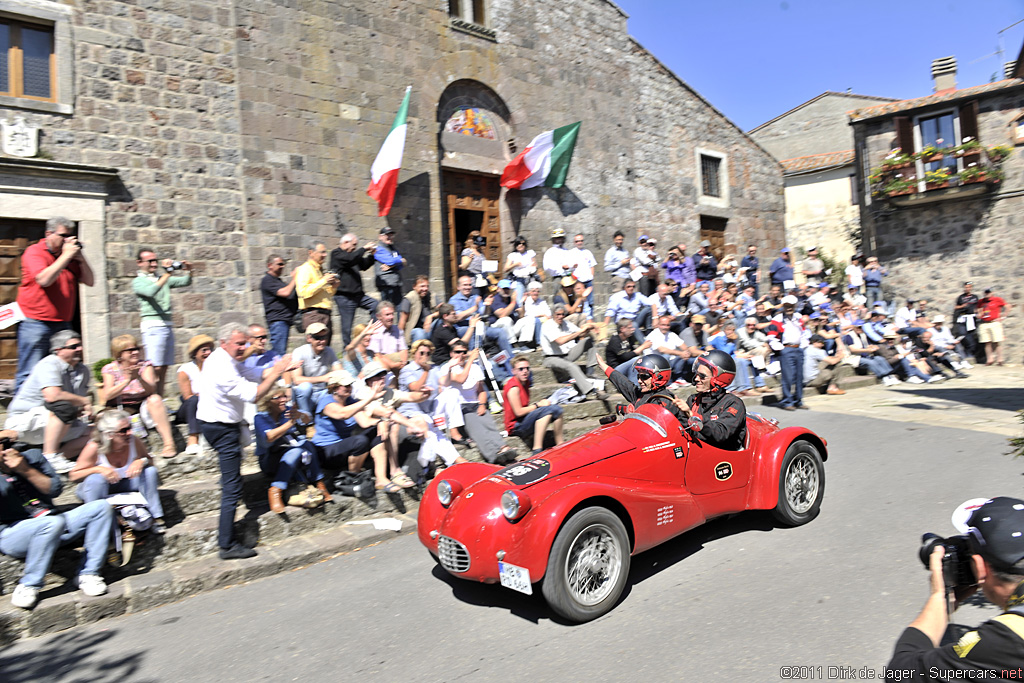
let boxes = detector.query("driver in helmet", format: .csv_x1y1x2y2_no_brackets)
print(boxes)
675,350,747,451
594,351,688,423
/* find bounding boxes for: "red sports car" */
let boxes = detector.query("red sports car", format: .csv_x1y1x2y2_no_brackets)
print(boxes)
417,402,827,622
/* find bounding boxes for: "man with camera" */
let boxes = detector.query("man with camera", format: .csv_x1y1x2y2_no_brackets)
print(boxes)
133,248,192,395
296,241,340,347
15,217,94,392
886,496,1024,679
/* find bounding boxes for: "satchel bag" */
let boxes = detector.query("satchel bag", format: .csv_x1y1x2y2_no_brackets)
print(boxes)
285,484,325,509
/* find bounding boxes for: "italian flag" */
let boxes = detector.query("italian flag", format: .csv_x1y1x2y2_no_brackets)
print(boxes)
367,86,411,217
500,121,581,190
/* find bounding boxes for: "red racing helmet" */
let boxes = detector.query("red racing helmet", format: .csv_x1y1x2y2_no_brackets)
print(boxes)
695,350,736,390
635,354,672,391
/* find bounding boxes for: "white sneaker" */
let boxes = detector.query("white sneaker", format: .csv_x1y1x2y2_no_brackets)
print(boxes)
906,376,924,384
184,443,202,456
927,375,944,383
489,401,502,415
960,361,973,369
44,452,73,474
10,583,39,609
76,574,107,597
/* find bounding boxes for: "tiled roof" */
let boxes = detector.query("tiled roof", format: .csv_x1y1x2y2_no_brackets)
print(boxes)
781,150,856,175
848,79,1024,122
749,91,896,133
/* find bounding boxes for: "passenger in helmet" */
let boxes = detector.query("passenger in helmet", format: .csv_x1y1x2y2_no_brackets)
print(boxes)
594,351,689,423
674,350,747,451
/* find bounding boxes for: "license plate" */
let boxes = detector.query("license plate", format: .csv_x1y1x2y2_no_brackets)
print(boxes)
498,561,532,595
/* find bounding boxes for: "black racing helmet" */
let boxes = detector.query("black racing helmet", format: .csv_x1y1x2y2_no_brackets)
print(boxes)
695,350,736,390
635,353,672,391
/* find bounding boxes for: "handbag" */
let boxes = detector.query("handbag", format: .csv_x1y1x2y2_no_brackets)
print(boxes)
285,484,325,509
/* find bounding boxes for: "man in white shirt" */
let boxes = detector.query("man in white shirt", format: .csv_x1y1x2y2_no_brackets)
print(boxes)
291,322,342,419
845,253,864,292
569,233,597,305
644,315,690,380
542,227,573,294
768,296,810,411
541,305,608,400
638,282,682,333
603,230,631,291
198,322,296,560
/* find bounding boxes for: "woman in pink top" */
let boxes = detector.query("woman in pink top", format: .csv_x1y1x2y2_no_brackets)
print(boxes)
101,335,177,458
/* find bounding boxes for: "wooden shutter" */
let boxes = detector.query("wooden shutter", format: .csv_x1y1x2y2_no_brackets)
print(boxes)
958,100,979,144
894,116,914,153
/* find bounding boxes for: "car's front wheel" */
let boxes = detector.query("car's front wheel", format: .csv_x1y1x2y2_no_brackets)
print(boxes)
772,440,825,526
542,507,630,623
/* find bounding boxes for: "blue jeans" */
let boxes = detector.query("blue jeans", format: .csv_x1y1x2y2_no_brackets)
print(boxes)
268,320,291,357
410,328,430,343
334,293,378,347
778,346,804,407
737,357,766,388
726,355,754,392
865,286,883,308
0,499,114,588
896,358,930,381
456,324,514,379
16,319,71,392
292,383,327,420
199,421,245,550
259,443,323,491
511,404,563,440
76,468,165,519
859,355,893,378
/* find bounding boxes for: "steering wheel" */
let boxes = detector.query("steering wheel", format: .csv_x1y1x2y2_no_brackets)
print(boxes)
646,393,677,409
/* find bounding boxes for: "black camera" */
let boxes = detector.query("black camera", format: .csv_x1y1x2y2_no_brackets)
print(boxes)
919,533,977,591
166,261,184,271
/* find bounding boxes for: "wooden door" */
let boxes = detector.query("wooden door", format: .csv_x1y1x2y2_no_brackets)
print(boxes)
0,219,46,379
699,215,728,262
443,171,501,293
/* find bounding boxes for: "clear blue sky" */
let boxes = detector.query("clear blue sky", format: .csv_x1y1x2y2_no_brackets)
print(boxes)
615,0,1024,132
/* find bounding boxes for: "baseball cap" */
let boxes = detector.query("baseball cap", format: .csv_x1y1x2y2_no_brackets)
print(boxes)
931,314,945,323
379,227,395,235
818,282,831,288
639,234,650,242
326,370,355,387
361,361,387,379
700,240,711,248
305,322,328,336
964,497,1024,571
527,281,543,291
497,279,511,289
780,247,790,253
781,295,798,305
807,246,818,252
690,314,707,323
551,227,566,238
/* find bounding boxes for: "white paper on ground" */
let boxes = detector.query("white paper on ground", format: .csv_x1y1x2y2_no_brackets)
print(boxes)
106,492,149,506
347,518,403,531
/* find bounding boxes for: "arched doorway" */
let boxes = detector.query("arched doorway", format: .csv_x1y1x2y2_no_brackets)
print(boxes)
437,80,512,292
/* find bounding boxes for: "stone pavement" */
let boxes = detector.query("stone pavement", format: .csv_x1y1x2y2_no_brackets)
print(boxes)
793,364,1024,438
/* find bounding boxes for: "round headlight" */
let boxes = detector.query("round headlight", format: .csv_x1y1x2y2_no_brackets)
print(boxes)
437,480,454,506
500,490,532,521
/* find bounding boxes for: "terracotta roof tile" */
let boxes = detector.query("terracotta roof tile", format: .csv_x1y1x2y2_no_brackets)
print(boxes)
848,79,1024,122
781,150,856,175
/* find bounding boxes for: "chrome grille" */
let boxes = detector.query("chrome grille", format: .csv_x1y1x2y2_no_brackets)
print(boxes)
437,535,471,573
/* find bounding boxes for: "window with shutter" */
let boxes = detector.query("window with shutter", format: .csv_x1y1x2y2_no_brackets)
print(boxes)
0,19,55,102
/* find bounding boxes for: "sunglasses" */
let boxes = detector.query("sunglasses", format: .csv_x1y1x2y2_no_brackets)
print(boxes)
250,335,268,341
451,349,467,355
61,343,83,350
695,371,712,380
311,333,328,341
140,259,158,264
113,426,132,435
123,346,140,353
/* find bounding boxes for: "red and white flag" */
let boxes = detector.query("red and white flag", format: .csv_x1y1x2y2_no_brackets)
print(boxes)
500,122,581,190
367,86,411,217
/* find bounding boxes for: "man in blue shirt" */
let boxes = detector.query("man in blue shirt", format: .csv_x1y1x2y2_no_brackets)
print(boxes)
769,247,794,289
604,280,648,341
448,276,514,380
740,244,760,296
374,227,405,306
603,231,632,291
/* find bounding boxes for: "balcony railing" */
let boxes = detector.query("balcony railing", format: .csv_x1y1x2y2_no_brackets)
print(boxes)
868,143,1010,204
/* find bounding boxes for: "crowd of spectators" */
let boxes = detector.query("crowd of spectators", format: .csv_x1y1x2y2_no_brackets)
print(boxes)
1,220,1012,608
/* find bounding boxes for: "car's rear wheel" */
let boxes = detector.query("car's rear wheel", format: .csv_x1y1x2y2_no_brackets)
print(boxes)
772,440,825,526
542,507,630,623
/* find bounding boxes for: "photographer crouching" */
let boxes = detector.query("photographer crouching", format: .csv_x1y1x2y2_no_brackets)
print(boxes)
885,497,1024,680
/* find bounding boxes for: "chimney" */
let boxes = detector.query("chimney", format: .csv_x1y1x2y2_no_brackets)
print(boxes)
931,56,957,91
1005,61,1018,79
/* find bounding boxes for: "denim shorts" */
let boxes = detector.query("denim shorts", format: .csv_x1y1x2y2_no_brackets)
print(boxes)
142,325,175,366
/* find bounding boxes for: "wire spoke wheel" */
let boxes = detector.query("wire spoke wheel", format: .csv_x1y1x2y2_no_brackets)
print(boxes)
772,440,825,526
565,524,622,605
784,453,819,515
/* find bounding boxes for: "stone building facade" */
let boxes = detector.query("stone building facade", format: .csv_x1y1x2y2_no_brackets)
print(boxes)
0,0,783,370
749,92,895,272
850,75,1024,361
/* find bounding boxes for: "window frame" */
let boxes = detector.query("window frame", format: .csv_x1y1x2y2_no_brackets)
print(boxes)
912,107,961,192
0,17,56,103
695,147,729,208
0,0,72,115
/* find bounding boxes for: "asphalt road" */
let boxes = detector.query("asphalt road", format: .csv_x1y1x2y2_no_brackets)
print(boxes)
2,407,1022,683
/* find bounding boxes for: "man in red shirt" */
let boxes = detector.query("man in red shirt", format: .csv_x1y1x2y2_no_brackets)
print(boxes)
977,288,1010,366
15,218,94,391
502,356,564,456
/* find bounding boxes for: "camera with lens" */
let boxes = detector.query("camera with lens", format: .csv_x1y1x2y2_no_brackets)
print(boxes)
166,261,185,271
919,533,977,591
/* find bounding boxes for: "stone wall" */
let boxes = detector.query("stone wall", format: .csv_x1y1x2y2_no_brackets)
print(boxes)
750,93,894,161
854,87,1024,361
0,0,783,360
784,168,859,263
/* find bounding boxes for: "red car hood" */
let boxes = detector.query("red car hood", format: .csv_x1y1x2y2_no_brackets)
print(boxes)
478,425,636,492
